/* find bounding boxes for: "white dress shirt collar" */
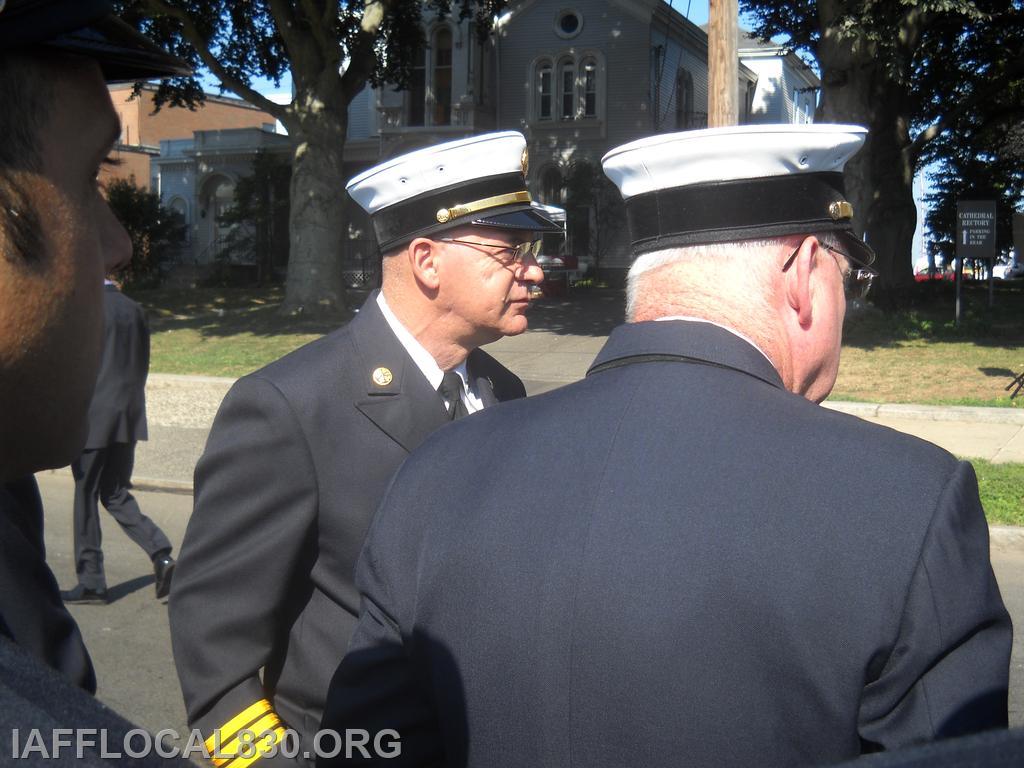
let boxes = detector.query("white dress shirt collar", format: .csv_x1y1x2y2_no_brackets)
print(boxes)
376,292,482,413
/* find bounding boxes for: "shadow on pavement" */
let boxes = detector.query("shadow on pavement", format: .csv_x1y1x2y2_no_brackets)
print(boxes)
525,290,625,337
107,575,155,603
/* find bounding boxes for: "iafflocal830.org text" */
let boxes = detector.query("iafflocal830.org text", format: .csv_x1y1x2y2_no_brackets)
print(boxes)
7,727,401,761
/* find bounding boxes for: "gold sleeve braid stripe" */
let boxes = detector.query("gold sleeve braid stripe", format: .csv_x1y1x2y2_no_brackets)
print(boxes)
212,714,283,767
205,699,283,766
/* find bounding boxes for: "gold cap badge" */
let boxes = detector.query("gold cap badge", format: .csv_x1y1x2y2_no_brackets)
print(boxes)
521,147,529,177
371,367,393,387
829,201,854,221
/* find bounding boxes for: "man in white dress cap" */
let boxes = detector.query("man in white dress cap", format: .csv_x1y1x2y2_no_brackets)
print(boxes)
320,124,1010,768
170,132,562,767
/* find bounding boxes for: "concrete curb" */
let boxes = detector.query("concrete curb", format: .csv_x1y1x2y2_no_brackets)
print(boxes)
825,401,1024,425
990,526,1024,546
42,467,194,496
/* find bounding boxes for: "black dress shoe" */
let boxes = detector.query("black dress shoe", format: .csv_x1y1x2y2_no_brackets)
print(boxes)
61,584,109,605
153,555,176,599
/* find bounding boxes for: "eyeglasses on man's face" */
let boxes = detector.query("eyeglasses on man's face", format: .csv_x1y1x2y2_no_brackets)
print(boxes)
439,237,543,266
781,240,878,301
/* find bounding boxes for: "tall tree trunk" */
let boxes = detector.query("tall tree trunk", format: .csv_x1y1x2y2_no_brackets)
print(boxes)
281,83,349,316
815,3,876,242
863,102,918,308
815,1,922,309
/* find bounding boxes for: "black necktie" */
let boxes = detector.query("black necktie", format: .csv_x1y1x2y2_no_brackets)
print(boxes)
439,371,469,420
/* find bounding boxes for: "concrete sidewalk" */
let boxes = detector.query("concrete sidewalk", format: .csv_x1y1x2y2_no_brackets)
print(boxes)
45,291,1024,492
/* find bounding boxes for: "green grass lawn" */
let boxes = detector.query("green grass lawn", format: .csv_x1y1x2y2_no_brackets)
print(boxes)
970,459,1024,526
135,285,359,378
834,281,1024,409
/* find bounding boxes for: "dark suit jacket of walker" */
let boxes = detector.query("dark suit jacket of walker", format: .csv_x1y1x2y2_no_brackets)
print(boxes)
169,291,525,759
84,284,149,449
322,319,1012,768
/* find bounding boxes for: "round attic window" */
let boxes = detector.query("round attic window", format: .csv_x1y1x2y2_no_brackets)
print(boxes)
555,10,582,39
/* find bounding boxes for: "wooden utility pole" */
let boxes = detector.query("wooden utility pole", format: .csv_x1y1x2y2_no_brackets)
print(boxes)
708,0,738,127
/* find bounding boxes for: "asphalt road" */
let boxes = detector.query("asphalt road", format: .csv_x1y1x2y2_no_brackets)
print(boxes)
35,472,1024,744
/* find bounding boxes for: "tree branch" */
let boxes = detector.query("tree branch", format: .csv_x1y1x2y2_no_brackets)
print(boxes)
265,0,308,66
298,0,333,59
340,0,389,102
909,56,1024,162
139,0,290,121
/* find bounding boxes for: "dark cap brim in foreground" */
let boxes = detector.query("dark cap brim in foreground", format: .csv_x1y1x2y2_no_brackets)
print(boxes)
0,0,191,82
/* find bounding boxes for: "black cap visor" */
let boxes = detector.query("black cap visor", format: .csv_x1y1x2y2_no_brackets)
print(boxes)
43,16,192,82
0,0,191,81
834,229,876,268
471,205,564,234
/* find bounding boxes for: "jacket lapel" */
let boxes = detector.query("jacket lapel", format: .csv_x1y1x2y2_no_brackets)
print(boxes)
352,293,450,454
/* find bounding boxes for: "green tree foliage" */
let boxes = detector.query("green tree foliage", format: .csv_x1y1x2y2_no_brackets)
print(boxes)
741,0,1024,308
925,125,1024,271
215,149,292,284
117,0,506,315
105,178,186,288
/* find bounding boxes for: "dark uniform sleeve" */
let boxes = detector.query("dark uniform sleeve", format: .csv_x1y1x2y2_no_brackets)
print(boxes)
0,477,95,693
169,375,318,766
858,461,1012,749
319,494,442,768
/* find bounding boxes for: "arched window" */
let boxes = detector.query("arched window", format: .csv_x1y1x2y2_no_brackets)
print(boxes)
432,27,452,126
533,53,603,123
675,69,693,129
537,61,553,121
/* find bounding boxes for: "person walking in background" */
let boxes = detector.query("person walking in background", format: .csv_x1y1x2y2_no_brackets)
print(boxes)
61,279,175,605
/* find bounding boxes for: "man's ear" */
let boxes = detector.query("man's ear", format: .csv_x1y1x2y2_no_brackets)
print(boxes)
784,236,819,328
407,237,441,291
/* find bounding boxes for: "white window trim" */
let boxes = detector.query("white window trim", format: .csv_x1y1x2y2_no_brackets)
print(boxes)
529,50,605,126
407,21,457,127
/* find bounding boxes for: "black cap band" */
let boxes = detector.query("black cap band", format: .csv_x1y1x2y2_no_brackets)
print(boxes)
626,172,858,254
0,0,191,81
372,172,529,251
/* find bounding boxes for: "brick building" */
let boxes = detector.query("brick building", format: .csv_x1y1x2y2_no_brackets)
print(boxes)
100,84,278,191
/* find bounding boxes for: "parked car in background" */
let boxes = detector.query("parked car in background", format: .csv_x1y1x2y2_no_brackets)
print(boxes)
914,268,955,283
999,263,1024,279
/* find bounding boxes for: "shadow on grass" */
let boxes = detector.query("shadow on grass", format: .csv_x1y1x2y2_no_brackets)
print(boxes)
133,285,365,338
133,284,625,340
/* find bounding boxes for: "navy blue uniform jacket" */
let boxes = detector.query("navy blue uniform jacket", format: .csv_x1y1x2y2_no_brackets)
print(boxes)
0,476,94,692
170,292,525,764
321,319,1011,768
